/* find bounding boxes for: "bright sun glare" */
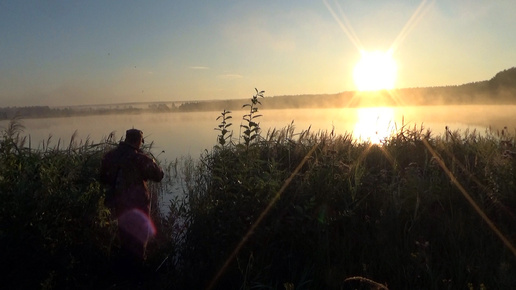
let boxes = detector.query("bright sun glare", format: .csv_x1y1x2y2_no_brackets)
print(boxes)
353,50,397,91
354,107,396,144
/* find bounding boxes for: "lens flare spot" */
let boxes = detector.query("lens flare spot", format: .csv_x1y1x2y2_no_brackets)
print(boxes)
118,208,156,243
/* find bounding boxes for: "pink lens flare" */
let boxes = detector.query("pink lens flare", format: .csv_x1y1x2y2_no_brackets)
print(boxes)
118,208,156,243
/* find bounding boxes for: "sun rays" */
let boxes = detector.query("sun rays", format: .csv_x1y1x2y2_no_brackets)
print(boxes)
323,0,435,67
323,0,435,93
323,0,435,143
321,0,516,266
207,2,516,288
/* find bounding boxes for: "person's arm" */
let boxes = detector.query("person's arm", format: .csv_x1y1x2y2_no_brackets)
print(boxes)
140,155,164,182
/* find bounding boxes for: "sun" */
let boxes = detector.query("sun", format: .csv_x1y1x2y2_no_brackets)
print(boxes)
353,50,397,91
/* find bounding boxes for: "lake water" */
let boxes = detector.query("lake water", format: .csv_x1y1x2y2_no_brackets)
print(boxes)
1,105,515,162
2,105,514,211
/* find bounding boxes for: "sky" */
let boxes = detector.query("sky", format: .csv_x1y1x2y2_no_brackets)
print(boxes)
1,0,516,107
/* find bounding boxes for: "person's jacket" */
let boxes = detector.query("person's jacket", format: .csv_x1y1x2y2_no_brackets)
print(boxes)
100,141,164,215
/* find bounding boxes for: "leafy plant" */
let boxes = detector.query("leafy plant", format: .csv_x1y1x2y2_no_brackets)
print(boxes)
240,88,265,149
215,109,233,148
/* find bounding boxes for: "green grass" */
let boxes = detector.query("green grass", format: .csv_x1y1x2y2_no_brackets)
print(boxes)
1,94,516,289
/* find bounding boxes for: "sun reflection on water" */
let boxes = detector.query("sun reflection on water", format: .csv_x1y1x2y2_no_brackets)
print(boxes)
353,107,396,144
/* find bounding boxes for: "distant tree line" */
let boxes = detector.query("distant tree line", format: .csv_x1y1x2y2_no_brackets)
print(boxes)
0,106,72,120
0,103,179,121
2,67,516,120
169,67,516,111
392,67,516,106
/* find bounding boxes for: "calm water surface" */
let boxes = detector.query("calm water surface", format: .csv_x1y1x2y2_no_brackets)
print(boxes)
1,105,515,162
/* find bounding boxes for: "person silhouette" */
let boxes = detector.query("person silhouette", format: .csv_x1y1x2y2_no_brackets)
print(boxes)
100,129,164,277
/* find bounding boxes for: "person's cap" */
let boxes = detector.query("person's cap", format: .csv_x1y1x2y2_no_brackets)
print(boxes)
126,129,144,144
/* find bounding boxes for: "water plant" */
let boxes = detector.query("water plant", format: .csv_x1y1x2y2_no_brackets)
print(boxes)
2,91,516,289
173,93,516,289
0,118,169,289
240,88,265,150
215,109,233,149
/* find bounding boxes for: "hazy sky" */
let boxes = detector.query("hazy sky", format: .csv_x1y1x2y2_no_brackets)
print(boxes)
1,0,515,107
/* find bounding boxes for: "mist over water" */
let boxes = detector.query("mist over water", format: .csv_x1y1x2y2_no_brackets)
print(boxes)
2,105,513,212
1,105,514,162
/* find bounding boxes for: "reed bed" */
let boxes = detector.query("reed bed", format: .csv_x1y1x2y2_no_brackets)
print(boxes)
1,94,516,289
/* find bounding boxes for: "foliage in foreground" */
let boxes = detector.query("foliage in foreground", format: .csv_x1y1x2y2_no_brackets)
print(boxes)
176,91,516,289
0,118,113,289
0,119,172,289
1,90,516,289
